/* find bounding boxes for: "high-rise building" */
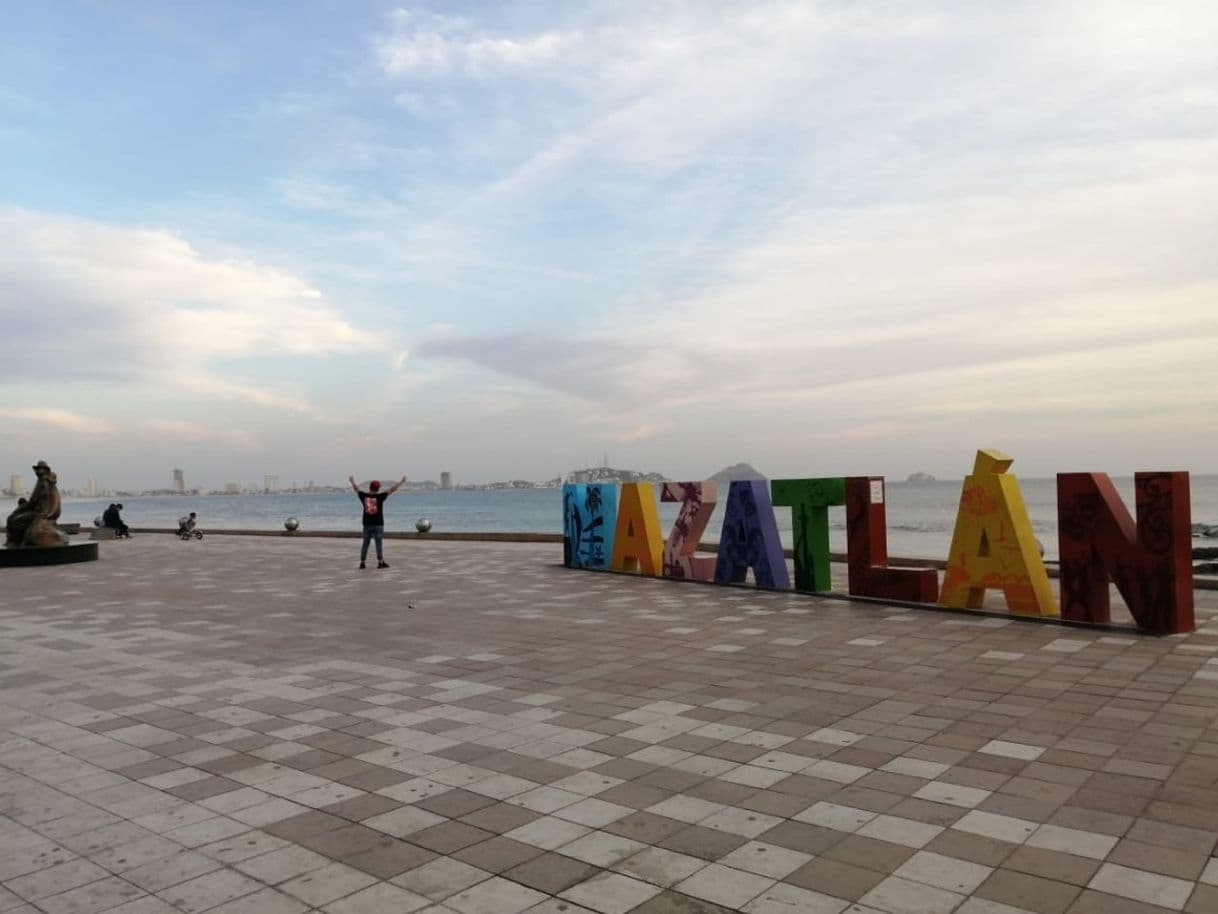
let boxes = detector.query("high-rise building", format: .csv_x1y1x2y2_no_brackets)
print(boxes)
440,471,452,490
224,482,240,494
264,474,278,494
8,474,23,496
83,478,97,497
173,469,185,492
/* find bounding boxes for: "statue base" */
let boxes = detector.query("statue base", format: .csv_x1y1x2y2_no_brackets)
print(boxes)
1,541,99,567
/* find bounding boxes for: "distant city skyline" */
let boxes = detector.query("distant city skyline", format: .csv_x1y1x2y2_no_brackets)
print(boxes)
3,2,1216,486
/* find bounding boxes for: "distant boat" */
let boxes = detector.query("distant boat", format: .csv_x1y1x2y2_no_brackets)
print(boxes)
906,472,937,483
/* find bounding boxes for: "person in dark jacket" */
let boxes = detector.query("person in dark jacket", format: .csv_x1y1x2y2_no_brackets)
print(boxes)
108,503,131,538
348,474,406,569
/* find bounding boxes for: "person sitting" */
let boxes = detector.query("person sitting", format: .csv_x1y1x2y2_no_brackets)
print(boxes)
111,503,131,538
177,512,197,535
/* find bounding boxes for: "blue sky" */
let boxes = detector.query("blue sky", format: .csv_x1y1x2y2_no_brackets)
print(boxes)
2,1,1217,490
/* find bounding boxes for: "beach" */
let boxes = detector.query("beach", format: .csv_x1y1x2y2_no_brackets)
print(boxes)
3,536,1218,913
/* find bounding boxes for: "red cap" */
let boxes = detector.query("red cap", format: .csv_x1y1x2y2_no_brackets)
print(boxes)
369,480,381,491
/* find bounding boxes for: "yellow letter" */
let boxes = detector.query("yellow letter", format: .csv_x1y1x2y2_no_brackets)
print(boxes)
940,449,1058,617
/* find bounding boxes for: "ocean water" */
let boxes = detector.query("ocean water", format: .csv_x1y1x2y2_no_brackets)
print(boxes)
51,475,1218,561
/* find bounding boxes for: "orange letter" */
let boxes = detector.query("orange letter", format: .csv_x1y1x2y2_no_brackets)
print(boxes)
611,483,663,575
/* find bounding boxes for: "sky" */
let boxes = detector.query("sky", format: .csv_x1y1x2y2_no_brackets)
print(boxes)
2,0,1217,491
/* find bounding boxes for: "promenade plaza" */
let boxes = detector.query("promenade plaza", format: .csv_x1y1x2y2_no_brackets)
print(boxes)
2,537,1218,913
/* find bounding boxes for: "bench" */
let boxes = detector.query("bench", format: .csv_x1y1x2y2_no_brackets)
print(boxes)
89,527,116,541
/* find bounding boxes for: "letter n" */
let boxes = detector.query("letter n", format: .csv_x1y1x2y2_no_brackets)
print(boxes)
1058,472,1193,634
714,480,790,590
661,481,717,580
611,483,663,575
845,476,938,602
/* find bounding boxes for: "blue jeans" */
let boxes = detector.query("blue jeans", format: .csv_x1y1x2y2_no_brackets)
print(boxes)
360,525,384,562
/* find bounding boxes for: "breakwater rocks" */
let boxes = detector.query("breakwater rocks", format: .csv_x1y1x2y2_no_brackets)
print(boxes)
1195,524,1218,576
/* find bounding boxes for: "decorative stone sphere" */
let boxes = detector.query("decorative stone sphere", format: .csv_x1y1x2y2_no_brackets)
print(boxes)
415,518,432,533
284,517,300,532
94,515,103,527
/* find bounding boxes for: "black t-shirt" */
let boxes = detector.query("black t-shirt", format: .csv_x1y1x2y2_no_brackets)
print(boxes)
358,491,389,526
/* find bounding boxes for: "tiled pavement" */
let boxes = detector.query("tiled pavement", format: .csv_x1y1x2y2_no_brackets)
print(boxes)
3,536,1218,914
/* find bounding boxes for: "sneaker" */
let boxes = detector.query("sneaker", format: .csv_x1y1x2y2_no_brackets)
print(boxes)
359,562,366,569
377,561,389,569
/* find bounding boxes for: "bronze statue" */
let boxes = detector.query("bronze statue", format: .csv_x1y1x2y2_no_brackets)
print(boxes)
5,460,67,547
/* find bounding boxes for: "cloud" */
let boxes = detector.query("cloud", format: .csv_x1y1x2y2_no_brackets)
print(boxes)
139,418,259,450
420,332,656,402
0,408,116,435
376,10,572,76
371,1,1218,465
0,208,389,414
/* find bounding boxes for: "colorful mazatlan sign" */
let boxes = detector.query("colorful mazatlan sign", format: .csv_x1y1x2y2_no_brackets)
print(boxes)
561,450,1195,635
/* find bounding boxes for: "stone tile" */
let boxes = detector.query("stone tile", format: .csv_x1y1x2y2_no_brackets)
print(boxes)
124,850,224,892
408,821,496,855
206,887,310,914
924,828,1019,868
980,741,1046,761
559,830,648,867
445,875,548,914
629,892,737,914
615,846,708,887
894,850,994,894
821,834,917,874
504,815,590,851
504,852,601,894
197,829,289,863
277,861,378,907
974,868,1082,914
793,801,877,832
785,857,885,901
605,811,690,845
553,797,633,829
391,856,491,900
160,869,265,913
33,876,146,914
5,858,110,901
915,781,993,808
856,814,944,848
860,875,965,914
1003,845,1099,887
234,844,331,884
954,810,1040,844
1087,863,1194,910
673,862,775,909
362,806,447,837
1026,824,1119,861
343,836,436,878
452,836,544,873
659,823,750,861
718,840,811,879
321,882,431,914
743,882,851,913
559,871,664,914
